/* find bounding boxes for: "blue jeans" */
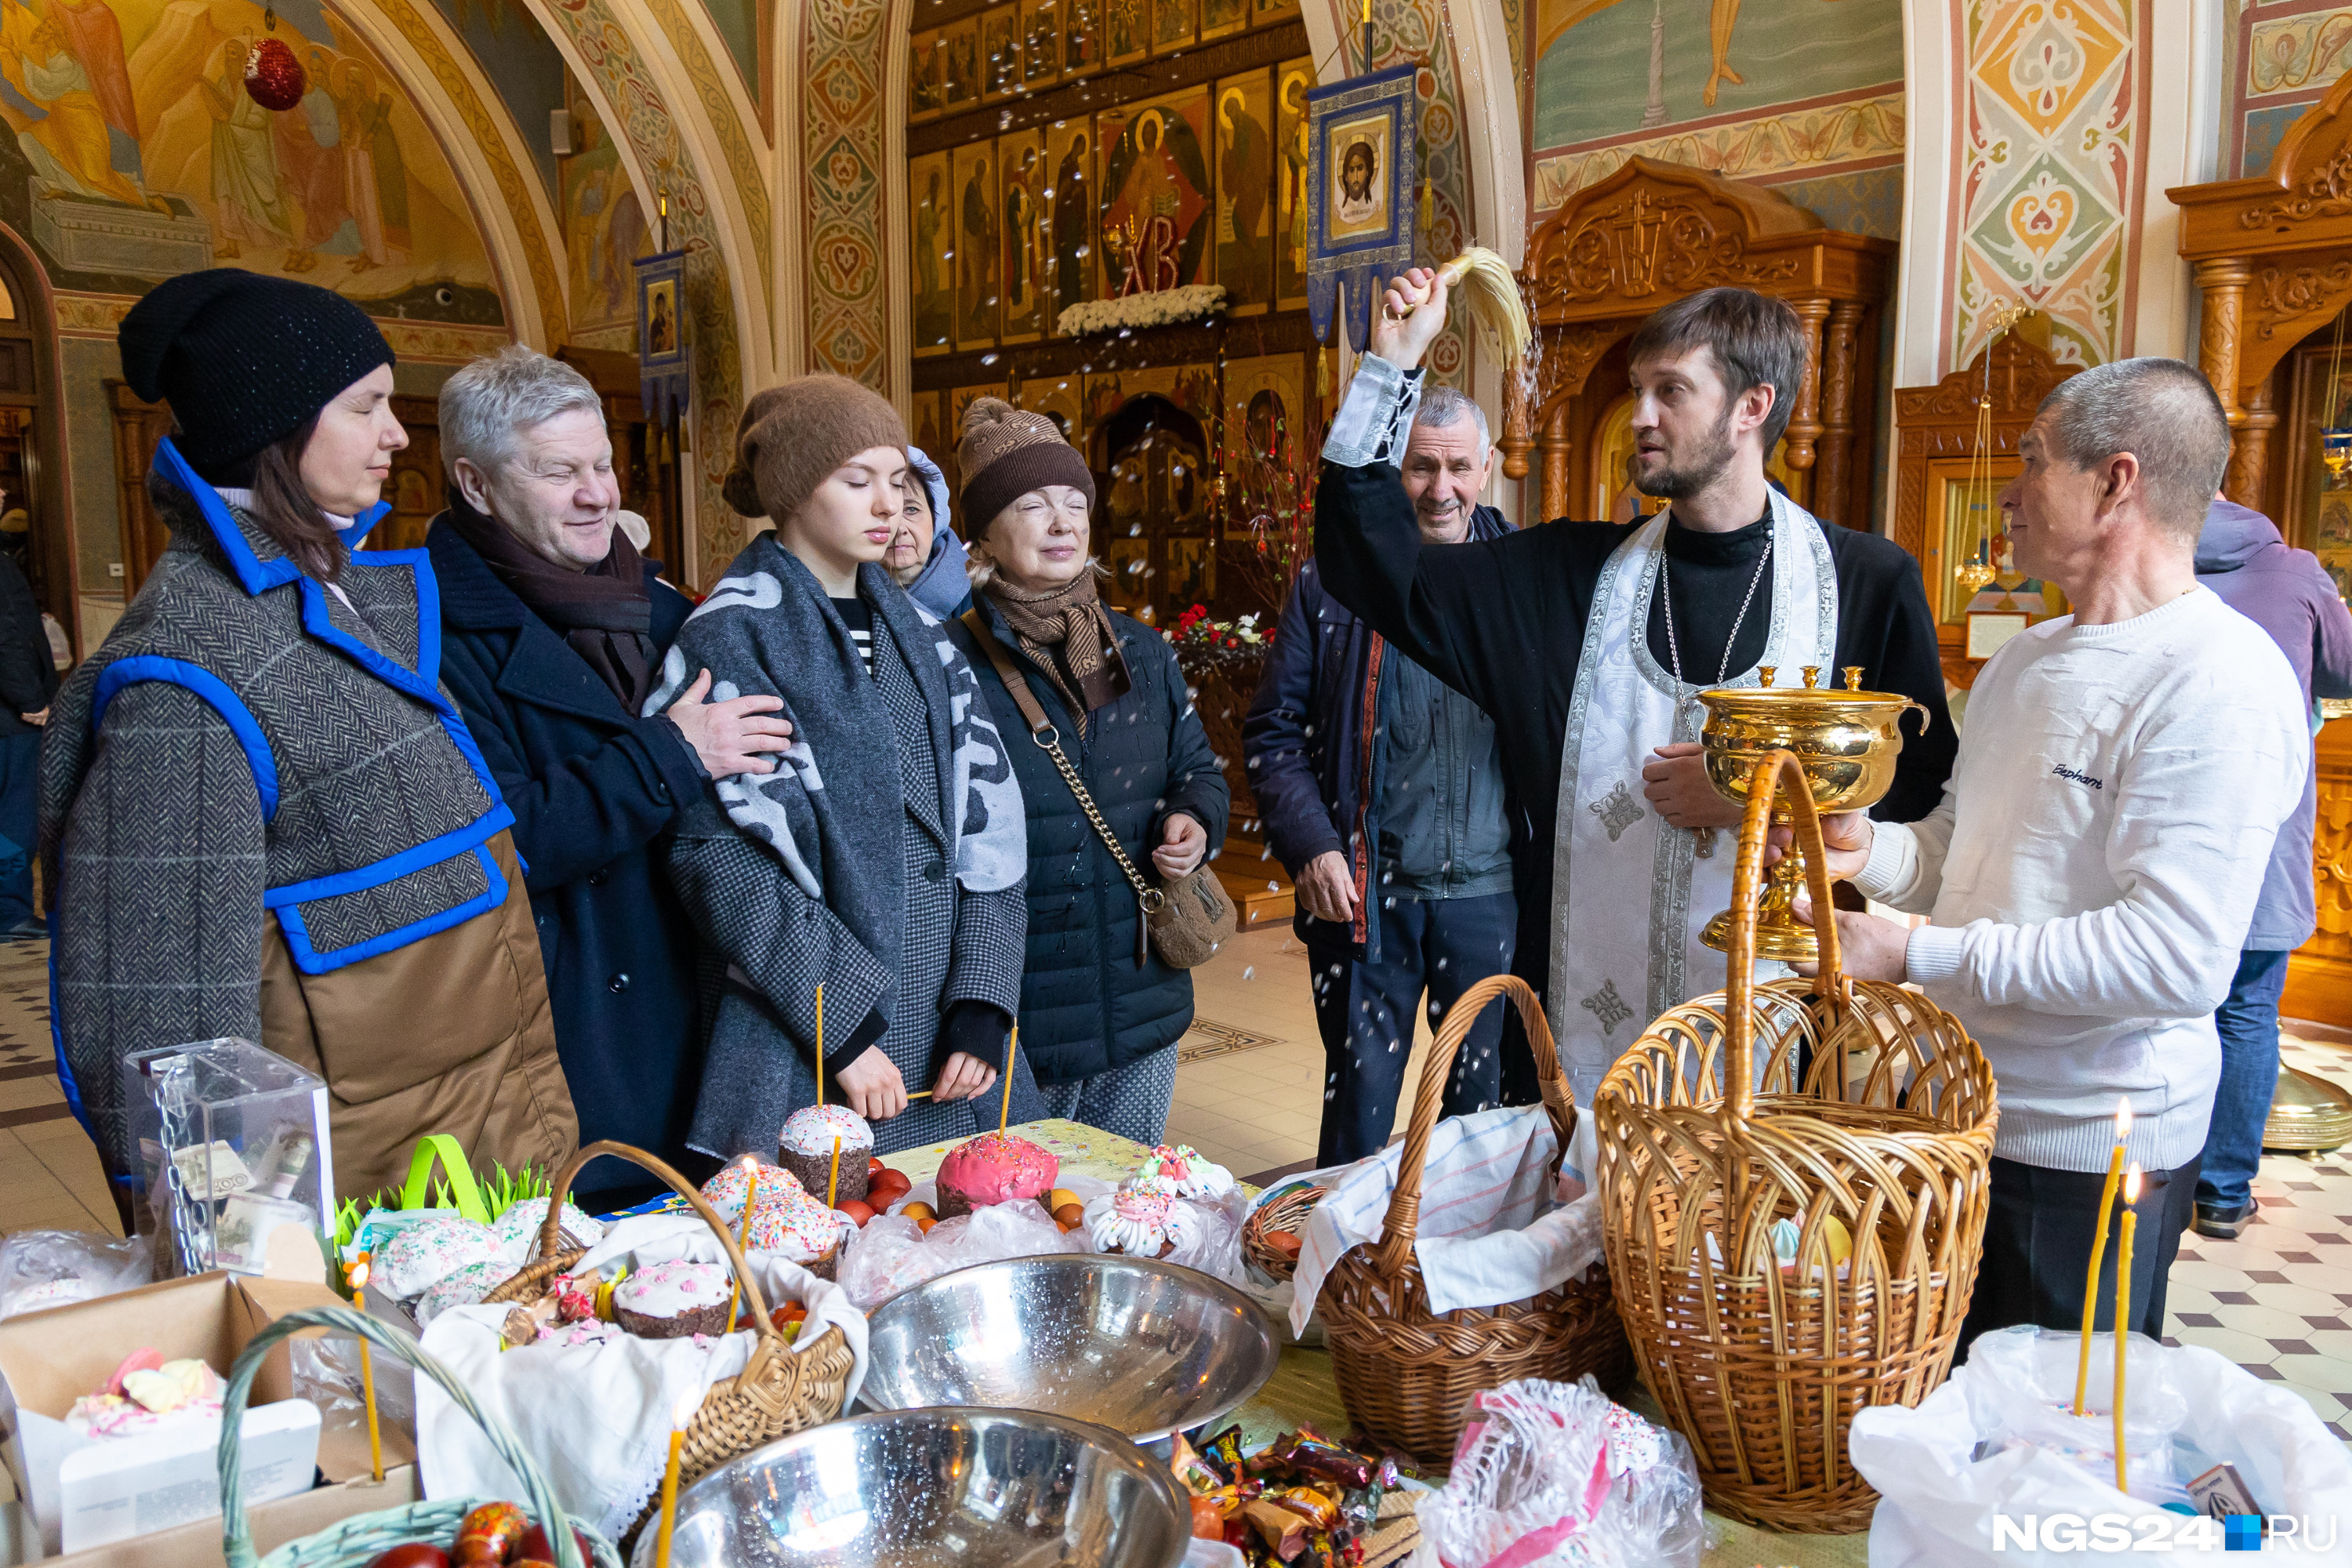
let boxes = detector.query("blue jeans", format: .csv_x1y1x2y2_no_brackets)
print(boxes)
1307,891,1517,1165
2196,947,2292,1211
0,731,38,925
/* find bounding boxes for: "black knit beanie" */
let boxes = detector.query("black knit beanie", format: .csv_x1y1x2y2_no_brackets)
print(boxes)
957,397,1095,538
118,270,395,481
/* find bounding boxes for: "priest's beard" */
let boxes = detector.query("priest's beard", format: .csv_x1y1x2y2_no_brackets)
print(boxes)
1639,407,1738,500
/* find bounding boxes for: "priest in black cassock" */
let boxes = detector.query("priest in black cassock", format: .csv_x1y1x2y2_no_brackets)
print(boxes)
1314,274,1955,1109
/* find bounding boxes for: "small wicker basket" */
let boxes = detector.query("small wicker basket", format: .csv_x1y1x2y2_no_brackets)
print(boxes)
1241,1182,1323,1283
1592,752,1997,1534
1319,973,1631,1466
480,1140,856,1537
216,1304,622,1568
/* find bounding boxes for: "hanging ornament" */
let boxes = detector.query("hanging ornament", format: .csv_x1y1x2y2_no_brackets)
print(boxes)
245,11,303,112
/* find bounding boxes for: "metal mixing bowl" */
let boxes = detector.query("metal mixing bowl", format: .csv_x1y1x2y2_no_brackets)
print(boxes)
633,1407,1191,1568
859,1253,1280,1443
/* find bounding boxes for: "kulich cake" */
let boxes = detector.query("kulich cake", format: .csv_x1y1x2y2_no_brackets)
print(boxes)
490,1196,604,1260
699,1158,790,1225
935,1131,1059,1220
376,1214,500,1299
416,1257,510,1327
612,1260,734,1338
1085,1177,1198,1258
1134,1144,1235,1202
742,1171,849,1280
778,1105,875,1206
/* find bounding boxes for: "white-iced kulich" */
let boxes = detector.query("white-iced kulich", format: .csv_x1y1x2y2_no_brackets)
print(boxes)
1855,586,2309,1173
1545,486,1838,1102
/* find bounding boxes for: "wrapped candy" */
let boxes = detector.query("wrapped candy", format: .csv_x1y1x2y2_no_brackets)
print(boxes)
1268,1486,1339,1530
1202,1424,1247,1483
1243,1499,1309,1561
1171,1431,1227,1495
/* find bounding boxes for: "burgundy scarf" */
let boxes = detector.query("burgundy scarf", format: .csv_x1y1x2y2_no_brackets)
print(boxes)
444,493,660,713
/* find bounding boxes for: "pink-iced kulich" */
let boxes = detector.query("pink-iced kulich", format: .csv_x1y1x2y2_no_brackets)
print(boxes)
935,1131,1059,1217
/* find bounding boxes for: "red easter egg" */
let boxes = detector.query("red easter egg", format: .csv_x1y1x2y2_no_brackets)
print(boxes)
244,38,304,111
514,1523,593,1566
837,1198,876,1227
867,1156,885,1176
365,1546,451,1568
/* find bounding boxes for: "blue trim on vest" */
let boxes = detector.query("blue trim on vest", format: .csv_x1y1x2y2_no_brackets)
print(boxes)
263,801,513,909
272,840,509,975
45,902,98,1152
343,499,393,547
91,657,282,822
151,437,298,596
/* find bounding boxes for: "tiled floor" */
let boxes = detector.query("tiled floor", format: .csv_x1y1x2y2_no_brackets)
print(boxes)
7,918,2349,1447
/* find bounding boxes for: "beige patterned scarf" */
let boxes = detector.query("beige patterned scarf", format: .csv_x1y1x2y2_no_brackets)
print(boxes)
983,572,1133,735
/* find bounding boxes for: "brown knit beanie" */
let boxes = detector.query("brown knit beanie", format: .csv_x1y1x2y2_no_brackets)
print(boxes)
956,397,1096,538
724,375,908,521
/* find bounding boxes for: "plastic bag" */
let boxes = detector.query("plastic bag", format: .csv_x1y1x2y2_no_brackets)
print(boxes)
1851,1328,2352,1568
1964,1327,2189,1502
0,1229,152,1319
1409,1377,1703,1568
840,1197,1085,1310
1163,1188,1250,1283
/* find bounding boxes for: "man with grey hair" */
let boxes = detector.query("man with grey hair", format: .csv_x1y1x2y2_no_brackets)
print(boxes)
1243,379,1521,1161
1803,357,2310,1350
427,343,791,1197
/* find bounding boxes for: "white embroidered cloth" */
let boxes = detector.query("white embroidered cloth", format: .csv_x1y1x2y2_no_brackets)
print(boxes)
416,1214,869,1541
1287,1104,1603,1335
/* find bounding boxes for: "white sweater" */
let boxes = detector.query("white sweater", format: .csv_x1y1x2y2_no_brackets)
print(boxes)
1854,587,2308,1174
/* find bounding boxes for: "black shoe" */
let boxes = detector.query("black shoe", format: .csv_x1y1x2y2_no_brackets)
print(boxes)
2194,1200,2256,1240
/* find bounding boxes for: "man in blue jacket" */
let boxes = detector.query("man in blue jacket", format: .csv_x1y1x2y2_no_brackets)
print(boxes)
426,347,790,1198
2190,497,2352,1238
1244,384,1519,1163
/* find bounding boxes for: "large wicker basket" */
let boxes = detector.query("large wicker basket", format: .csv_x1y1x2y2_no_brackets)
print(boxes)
1321,973,1631,1466
481,1140,856,1538
1592,752,1997,1534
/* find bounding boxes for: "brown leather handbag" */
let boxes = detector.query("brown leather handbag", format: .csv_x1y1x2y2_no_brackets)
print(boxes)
963,611,1236,967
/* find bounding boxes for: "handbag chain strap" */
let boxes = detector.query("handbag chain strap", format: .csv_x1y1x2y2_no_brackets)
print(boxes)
963,610,1165,914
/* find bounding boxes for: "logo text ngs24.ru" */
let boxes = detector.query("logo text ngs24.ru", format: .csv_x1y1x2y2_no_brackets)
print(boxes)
1991,1513,2340,1552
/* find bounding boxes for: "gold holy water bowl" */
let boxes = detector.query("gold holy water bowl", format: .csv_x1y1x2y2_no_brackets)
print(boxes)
1697,664,1929,964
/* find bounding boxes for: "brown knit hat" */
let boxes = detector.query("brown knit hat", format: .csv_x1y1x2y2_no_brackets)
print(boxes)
956,397,1096,538
724,375,908,521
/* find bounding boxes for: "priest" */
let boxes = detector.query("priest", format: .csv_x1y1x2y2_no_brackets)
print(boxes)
1312,270,1955,1104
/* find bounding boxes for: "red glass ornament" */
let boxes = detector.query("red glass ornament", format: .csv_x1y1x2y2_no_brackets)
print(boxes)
244,39,304,111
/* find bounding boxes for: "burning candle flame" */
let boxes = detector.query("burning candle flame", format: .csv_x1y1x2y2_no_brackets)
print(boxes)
2116,1098,2132,1138
2123,1163,2143,1204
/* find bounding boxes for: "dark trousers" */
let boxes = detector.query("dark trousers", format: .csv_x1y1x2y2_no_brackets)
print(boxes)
1957,1152,2201,1360
2197,947,2292,1212
0,731,38,924
1307,891,1516,1165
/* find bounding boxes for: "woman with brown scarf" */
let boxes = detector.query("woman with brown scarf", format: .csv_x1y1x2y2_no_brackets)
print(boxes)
948,399,1230,1142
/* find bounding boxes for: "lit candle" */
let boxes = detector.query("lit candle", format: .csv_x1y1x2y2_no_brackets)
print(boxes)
724,1155,758,1332
347,1261,383,1483
827,1135,843,1210
2074,1098,2132,1415
1000,1025,1018,1135
655,1385,695,1568
2114,1164,2141,1497
814,982,826,1105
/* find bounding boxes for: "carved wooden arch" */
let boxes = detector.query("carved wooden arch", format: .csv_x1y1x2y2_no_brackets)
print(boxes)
2170,67,2352,507
1500,157,1894,527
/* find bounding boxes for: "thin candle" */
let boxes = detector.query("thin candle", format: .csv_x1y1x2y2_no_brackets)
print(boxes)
815,983,826,1106
655,1386,695,1568
827,1135,843,1210
347,1261,383,1483
724,1155,757,1332
1000,1025,1018,1135
2074,1098,2132,1415
2114,1164,2141,1496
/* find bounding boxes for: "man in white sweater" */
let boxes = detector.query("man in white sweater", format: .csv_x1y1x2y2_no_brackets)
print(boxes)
1803,358,2308,1352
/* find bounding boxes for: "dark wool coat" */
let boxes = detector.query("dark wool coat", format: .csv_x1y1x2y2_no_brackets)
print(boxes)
426,517,710,1193
952,597,1232,1087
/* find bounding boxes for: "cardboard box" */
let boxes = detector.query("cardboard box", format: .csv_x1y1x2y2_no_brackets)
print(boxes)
0,1274,416,1558
5,1466,419,1567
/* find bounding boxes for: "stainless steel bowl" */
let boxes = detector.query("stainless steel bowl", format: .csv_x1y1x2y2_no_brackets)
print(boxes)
632,1406,1191,1568
859,1253,1280,1443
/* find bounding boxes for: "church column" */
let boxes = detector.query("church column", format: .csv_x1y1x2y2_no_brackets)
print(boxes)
2228,375,2278,511
2194,256,2255,501
1781,296,1831,504
1813,300,1863,526
1539,401,1572,524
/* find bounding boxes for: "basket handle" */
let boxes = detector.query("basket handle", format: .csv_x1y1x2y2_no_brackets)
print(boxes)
1370,973,1570,1279
524,1140,786,1345
217,1304,592,1568
1725,750,1847,1123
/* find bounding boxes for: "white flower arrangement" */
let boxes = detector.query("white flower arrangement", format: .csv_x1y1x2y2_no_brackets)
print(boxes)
1056,285,1226,338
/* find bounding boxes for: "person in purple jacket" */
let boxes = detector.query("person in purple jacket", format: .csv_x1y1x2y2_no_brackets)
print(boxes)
2190,497,2352,1237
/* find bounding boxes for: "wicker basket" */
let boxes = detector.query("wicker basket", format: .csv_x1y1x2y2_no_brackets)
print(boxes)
216,1304,622,1568
1320,973,1632,1466
481,1140,856,1537
1241,1182,1323,1283
1592,752,1997,1534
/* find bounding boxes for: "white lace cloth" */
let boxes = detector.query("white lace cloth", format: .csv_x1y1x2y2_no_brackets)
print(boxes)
1287,1103,1603,1335
416,1214,869,1541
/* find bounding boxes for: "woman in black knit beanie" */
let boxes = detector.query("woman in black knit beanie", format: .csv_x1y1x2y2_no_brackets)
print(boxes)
41,270,577,1222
